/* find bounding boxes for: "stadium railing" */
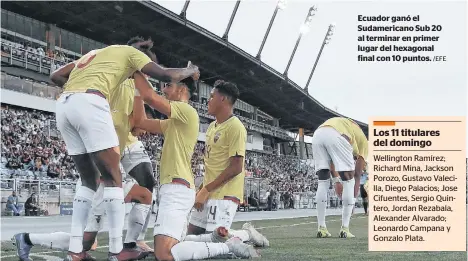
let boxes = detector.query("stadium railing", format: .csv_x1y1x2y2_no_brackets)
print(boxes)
1,178,76,216
1,40,292,140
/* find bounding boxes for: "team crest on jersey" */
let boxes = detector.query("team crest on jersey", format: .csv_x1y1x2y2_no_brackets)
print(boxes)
214,132,221,143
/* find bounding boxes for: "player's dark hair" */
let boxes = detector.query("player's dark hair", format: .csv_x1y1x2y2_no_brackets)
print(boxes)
179,77,197,98
127,36,158,63
213,80,239,105
127,36,146,46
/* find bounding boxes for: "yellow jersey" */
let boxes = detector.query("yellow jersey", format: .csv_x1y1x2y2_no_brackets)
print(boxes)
320,117,368,159
63,45,151,100
203,116,247,203
159,101,199,188
109,79,138,154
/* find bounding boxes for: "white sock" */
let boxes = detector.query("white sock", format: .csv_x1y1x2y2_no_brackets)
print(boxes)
29,232,71,250
184,234,213,242
104,187,125,254
137,209,152,241
125,204,150,244
342,179,356,228
316,179,329,228
69,186,95,253
230,229,250,242
171,241,230,261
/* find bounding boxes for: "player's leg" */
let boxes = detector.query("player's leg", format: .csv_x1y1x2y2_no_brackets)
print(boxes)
154,184,259,261
325,130,356,238
311,128,333,238
360,184,368,215
121,143,155,253
12,232,70,261
122,176,153,256
185,200,269,247
56,94,101,260
82,182,105,253
69,93,135,258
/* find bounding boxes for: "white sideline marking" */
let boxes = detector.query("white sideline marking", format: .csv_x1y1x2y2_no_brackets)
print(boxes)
1,216,367,258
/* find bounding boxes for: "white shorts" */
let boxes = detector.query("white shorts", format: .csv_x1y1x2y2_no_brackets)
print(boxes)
189,199,238,232
56,93,119,155
84,178,136,232
121,141,151,174
153,183,195,241
311,127,355,172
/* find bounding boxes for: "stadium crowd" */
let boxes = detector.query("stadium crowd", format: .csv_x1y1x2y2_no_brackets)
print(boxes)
1,105,317,195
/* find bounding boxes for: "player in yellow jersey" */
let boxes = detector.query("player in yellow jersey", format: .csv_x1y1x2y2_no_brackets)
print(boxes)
184,80,268,248
311,117,368,239
132,75,259,260
50,37,199,261
109,79,156,254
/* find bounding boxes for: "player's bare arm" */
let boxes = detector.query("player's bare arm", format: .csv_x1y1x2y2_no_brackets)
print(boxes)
133,71,172,116
330,162,343,198
140,61,200,84
49,62,75,87
194,156,243,210
132,96,163,135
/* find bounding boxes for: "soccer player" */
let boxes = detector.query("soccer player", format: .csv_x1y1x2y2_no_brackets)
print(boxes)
12,173,152,261
184,80,269,247
132,75,259,260
50,37,198,260
360,166,369,215
311,117,368,238
110,78,157,254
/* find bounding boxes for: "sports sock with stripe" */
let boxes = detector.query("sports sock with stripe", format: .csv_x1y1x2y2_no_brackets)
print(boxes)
68,185,95,253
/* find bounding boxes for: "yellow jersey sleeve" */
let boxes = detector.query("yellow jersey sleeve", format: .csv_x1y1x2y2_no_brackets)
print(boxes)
123,46,152,71
228,121,247,158
169,101,192,124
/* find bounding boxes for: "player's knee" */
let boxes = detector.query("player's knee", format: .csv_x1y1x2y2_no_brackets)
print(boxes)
129,163,156,191
316,169,330,180
154,249,174,261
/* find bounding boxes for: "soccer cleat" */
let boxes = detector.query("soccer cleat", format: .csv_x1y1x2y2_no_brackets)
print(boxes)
107,246,149,261
225,237,260,259
316,226,332,238
211,226,230,243
63,251,96,261
339,227,355,238
136,240,154,253
242,222,270,248
12,233,33,261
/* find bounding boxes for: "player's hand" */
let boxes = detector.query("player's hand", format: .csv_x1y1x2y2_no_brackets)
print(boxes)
187,61,200,81
334,182,343,199
194,187,210,211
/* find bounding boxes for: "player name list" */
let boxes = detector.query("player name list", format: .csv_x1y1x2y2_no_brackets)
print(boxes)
368,117,466,252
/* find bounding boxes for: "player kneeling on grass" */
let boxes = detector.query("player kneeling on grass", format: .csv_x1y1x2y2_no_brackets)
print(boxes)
184,80,269,248
311,117,368,239
12,175,152,261
132,74,259,261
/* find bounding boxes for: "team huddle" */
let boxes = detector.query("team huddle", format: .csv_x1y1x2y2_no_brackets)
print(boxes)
11,37,368,261
12,37,267,261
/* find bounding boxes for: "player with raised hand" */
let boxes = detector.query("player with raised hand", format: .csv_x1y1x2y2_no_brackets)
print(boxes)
132,71,259,261
51,38,198,260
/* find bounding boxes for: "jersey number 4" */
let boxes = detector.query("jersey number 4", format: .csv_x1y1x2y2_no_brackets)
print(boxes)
208,205,217,221
76,50,97,69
